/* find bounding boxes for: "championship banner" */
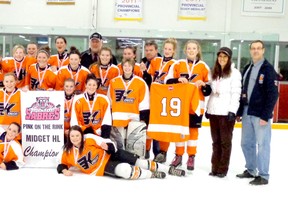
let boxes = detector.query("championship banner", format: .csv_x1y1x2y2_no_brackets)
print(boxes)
114,0,143,21
47,0,75,5
178,0,207,20
0,0,11,4
242,0,285,17
21,91,64,167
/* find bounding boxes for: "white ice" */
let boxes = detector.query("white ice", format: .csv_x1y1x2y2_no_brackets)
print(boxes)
2,126,287,216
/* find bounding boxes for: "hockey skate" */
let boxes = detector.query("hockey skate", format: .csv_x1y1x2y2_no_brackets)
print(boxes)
170,155,182,167
154,151,167,163
168,166,185,177
151,171,166,179
187,155,195,171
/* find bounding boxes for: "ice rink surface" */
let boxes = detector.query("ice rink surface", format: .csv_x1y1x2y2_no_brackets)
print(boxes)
2,126,287,216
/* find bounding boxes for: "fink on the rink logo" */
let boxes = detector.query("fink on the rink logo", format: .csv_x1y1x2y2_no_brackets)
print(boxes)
25,97,61,120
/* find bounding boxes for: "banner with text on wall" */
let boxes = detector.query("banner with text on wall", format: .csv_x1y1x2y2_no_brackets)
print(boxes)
242,0,285,17
114,0,143,21
21,91,64,168
46,0,75,5
0,0,11,4
178,0,207,20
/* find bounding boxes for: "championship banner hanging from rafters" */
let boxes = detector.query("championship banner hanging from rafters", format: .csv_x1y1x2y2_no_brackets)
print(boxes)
0,0,11,4
178,0,207,20
114,0,143,21
46,0,75,5
242,0,285,17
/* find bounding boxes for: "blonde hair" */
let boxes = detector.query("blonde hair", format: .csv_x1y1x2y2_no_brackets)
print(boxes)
164,38,177,51
12,44,25,55
184,40,202,60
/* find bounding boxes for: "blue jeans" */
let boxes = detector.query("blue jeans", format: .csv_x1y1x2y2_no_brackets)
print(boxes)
241,106,271,180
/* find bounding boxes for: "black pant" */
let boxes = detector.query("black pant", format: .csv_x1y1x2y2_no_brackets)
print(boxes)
209,115,235,174
104,149,139,177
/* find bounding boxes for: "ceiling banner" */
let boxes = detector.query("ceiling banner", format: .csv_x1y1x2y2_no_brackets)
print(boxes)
47,0,75,5
242,0,285,17
0,0,11,4
178,0,207,20
114,0,143,21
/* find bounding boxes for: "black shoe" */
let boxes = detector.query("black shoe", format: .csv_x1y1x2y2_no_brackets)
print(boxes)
236,170,254,178
249,176,268,185
216,173,226,178
209,172,217,176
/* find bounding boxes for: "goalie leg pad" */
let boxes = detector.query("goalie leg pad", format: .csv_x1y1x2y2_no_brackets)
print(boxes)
126,121,146,158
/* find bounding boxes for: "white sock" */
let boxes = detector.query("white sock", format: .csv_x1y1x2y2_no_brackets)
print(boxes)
115,163,152,179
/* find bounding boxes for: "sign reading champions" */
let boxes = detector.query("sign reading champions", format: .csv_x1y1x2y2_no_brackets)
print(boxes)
21,91,64,167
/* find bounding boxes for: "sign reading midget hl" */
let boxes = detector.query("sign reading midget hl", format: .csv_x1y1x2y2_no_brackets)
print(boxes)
21,91,64,167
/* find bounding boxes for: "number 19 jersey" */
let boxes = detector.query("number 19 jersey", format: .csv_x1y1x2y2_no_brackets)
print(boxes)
147,82,200,142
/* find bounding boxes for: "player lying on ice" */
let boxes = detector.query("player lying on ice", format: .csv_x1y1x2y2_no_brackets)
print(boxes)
57,125,185,179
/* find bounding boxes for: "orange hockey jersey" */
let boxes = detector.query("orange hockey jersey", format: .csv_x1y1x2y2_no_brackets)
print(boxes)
0,88,21,127
60,134,115,176
117,63,143,78
147,82,200,142
89,64,120,95
1,56,37,88
0,127,25,169
64,96,74,131
26,63,56,90
148,57,176,84
165,59,210,114
55,65,90,94
107,75,149,127
70,93,112,135
48,54,69,70
0,70,4,87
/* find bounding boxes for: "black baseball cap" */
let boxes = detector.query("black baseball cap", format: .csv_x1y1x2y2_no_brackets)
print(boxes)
90,32,102,40
217,47,232,57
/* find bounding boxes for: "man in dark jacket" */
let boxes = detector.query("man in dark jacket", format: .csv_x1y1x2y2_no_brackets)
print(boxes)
236,40,279,185
81,32,117,69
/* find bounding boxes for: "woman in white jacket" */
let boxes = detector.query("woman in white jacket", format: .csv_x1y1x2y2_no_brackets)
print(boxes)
206,47,241,177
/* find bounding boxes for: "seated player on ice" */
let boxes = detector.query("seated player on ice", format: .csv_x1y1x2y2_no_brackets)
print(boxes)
57,125,185,179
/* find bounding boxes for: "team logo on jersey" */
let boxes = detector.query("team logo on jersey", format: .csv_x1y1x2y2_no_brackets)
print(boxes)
30,77,42,90
64,109,70,122
0,103,17,116
14,69,26,81
154,71,167,84
115,89,134,103
180,73,198,82
83,110,100,125
25,97,61,120
75,81,80,87
77,151,99,169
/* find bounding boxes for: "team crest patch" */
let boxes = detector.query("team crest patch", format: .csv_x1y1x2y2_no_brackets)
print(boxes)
25,97,61,120
259,74,264,84
168,85,174,91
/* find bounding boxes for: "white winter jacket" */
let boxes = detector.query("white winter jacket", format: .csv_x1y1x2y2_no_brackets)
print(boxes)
206,65,242,115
